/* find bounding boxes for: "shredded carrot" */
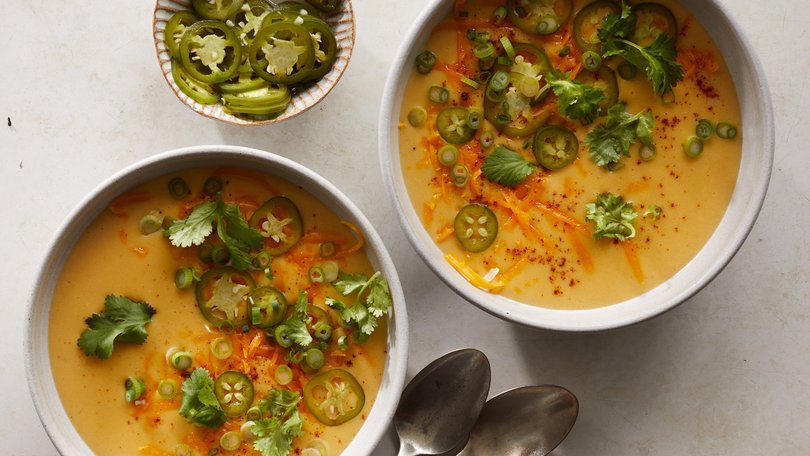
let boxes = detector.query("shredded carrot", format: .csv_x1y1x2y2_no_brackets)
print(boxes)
445,253,505,292
625,180,650,194
132,246,149,257
534,202,586,231
214,167,279,194
564,225,594,273
500,193,551,248
436,224,455,242
333,220,365,258
108,190,151,217
422,201,436,227
499,257,528,283
138,445,172,456
622,241,644,283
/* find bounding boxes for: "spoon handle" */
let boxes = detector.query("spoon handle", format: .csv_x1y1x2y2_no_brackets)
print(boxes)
397,442,417,456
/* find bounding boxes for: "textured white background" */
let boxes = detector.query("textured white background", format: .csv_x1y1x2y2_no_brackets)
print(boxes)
1,0,808,454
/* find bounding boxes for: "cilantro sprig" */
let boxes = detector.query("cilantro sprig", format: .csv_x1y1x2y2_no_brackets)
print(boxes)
586,103,655,168
585,192,638,241
480,145,535,187
168,194,263,271
178,368,227,428
326,271,393,344
252,389,304,456
598,0,684,95
547,71,606,124
77,295,156,359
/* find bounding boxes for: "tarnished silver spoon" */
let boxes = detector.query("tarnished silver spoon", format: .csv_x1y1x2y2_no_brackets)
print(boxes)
394,349,491,456
457,385,579,456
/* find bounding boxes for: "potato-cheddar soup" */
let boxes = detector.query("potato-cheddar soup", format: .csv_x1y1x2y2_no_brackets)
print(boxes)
49,167,392,455
399,0,741,309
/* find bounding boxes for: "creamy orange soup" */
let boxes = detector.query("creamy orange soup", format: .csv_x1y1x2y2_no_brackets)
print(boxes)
49,167,389,455
399,0,741,309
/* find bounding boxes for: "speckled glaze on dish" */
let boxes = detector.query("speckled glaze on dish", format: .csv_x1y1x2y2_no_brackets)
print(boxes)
152,0,355,126
25,146,408,455
378,0,774,332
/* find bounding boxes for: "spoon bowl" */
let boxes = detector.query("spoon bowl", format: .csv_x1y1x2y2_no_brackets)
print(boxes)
458,385,579,456
394,349,491,456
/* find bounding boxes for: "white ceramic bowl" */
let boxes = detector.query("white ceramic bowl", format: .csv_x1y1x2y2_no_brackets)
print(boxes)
25,145,408,454
379,0,774,332
152,0,355,125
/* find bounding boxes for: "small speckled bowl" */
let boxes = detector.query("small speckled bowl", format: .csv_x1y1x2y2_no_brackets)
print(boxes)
25,146,408,454
379,0,774,332
152,0,355,125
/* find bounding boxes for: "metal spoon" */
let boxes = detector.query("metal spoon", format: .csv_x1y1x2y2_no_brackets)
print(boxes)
457,385,579,456
394,348,491,456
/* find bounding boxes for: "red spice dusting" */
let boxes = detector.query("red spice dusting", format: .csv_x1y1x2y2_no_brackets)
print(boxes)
696,74,719,99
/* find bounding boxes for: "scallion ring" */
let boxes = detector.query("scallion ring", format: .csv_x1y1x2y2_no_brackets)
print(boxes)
492,6,507,25
220,431,242,451
174,444,194,456
319,241,337,258
476,71,492,84
581,51,602,72
500,36,515,60
304,348,325,371
320,260,340,282
415,50,436,74
124,376,146,403
139,213,163,235
466,28,477,41
240,421,256,441
683,136,704,158
169,350,193,371
517,75,540,98
479,130,495,149
490,70,509,91
203,176,223,195
211,245,230,266
696,119,715,139
438,145,459,167
168,177,190,199
639,144,657,161
428,85,450,104
174,267,195,289
313,321,333,341
461,77,480,89
536,16,560,35
716,122,738,139
274,325,293,348
618,61,637,80
451,163,469,187
245,406,262,421
251,251,271,269
210,337,233,360
466,108,483,130
473,42,495,59
275,364,294,385
157,379,179,400
408,106,428,126
309,266,325,283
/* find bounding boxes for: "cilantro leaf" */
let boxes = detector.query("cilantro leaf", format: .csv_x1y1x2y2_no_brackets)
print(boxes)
252,389,304,456
77,295,156,359
285,315,313,348
547,71,605,123
585,192,638,241
327,271,393,344
480,145,535,187
586,103,655,168
598,1,684,95
169,195,263,271
178,368,227,428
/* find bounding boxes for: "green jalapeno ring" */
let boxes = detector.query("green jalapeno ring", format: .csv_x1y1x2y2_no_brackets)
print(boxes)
178,20,243,84
249,22,316,85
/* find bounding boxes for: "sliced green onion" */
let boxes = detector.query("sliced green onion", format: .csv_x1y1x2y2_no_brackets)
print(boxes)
581,51,602,72
220,431,241,451
197,244,214,263
495,113,511,125
174,444,194,456
496,55,510,66
683,136,704,158
157,379,179,400
203,176,223,195
661,90,676,105
415,50,436,74
617,61,637,80
240,421,256,441
479,130,495,149
536,16,559,35
639,144,657,161
451,163,469,187
466,108,483,130
476,71,492,84
251,251,272,269
337,335,349,350
304,348,325,371
478,57,495,71
473,42,495,60
492,6,507,25
162,215,176,231
490,70,509,91
169,350,193,371
466,28,477,41
644,205,663,219
476,31,491,43
274,325,293,348
313,321,333,341
320,260,340,282
139,213,163,235
174,267,195,289
408,106,428,126
210,337,233,360
518,75,541,98
309,266,325,283
696,119,715,139
245,406,262,421
168,177,190,199
438,145,459,167
485,85,505,103
124,376,146,403
558,45,571,57
428,85,450,104
716,122,738,139
500,36,516,60
275,364,294,385
319,241,337,258
211,245,230,266
461,76,480,89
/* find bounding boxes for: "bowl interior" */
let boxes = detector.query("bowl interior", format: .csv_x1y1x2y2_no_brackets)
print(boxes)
379,0,773,332
26,146,408,454
152,0,356,125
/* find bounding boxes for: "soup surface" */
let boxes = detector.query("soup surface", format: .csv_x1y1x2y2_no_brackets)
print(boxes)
398,0,742,309
49,167,391,455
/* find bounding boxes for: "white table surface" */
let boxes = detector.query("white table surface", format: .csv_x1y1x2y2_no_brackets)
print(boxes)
2,0,807,454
